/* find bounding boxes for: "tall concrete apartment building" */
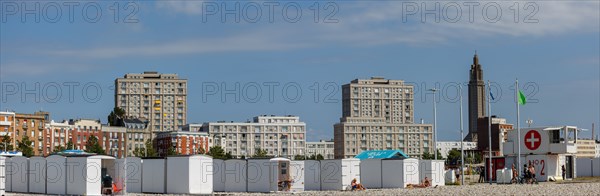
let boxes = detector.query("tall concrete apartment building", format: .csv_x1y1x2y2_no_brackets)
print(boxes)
334,77,433,158
204,115,306,159
115,71,187,132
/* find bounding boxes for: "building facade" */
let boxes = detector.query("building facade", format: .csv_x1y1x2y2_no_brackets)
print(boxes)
306,139,334,159
334,77,433,159
467,53,486,142
102,126,126,158
15,111,48,155
576,139,597,158
123,119,152,157
0,111,16,150
43,120,74,155
596,142,600,158
69,119,103,151
436,141,477,159
204,115,306,159
156,130,210,156
477,116,514,156
115,71,187,132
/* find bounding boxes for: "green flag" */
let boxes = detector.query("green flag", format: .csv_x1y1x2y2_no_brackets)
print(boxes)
518,90,527,105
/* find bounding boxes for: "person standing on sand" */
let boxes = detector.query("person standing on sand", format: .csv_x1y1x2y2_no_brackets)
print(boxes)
561,165,566,180
478,166,485,183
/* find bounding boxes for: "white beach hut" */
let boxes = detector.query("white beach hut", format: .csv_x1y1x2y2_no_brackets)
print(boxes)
224,159,247,192
419,160,445,187
445,169,455,184
166,155,213,194
141,158,166,193
320,158,361,191
66,155,116,195
117,157,142,193
45,155,66,195
381,158,419,188
246,158,274,193
212,159,225,192
10,156,28,193
28,157,46,193
360,159,382,188
289,160,305,192
0,156,6,195
303,160,321,191
4,157,11,192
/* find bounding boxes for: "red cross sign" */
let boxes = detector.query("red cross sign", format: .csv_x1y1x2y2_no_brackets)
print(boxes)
525,130,542,150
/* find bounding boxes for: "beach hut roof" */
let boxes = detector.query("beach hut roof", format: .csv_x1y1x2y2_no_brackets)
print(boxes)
355,150,409,160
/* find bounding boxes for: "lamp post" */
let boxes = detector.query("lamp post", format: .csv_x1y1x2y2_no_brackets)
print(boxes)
428,88,439,160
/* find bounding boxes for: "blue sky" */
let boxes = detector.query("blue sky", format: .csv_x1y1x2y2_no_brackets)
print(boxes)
1,1,599,141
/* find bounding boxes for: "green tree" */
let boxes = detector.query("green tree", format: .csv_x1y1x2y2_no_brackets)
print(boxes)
225,152,233,159
208,146,226,159
309,154,317,160
17,135,34,157
294,155,306,160
166,145,178,156
65,141,74,150
316,154,324,160
422,149,442,160
0,135,14,151
85,136,105,155
253,148,268,158
474,152,483,163
447,149,462,162
198,146,206,154
133,139,157,157
53,145,65,153
107,107,126,126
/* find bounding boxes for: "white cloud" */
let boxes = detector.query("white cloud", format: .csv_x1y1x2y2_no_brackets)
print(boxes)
45,30,312,59
156,0,205,15
1,62,105,76
13,1,600,61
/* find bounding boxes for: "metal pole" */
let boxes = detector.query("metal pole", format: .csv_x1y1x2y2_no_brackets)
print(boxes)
516,79,522,179
460,85,465,186
429,88,439,160
488,80,492,185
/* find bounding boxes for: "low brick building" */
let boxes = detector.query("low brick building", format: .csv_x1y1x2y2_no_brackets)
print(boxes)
156,130,209,156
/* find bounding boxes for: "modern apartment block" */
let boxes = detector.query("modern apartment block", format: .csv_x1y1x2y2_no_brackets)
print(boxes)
436,141,477,159
334,77,433,159
576,139,597,158
204,115,306,159
115,71,187,132
306,139,334,159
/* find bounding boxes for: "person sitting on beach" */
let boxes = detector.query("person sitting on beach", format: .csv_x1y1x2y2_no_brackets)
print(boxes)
351,178,366,191
407,177,433,189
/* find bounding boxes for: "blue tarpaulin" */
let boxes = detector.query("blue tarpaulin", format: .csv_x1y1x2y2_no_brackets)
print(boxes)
354,150,409,160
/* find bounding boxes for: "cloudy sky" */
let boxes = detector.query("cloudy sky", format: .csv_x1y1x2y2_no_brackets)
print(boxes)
1,1,599,141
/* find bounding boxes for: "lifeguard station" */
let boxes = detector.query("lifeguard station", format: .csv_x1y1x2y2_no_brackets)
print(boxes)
503,126,578,181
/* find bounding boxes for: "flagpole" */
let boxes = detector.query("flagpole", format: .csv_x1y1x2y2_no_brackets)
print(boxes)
487,80,492,185
459,85,465,186
516,79,522,178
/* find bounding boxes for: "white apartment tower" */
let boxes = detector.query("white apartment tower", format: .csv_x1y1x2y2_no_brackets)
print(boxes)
334,77,433,158
115,71,187,132
204,115,306,159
